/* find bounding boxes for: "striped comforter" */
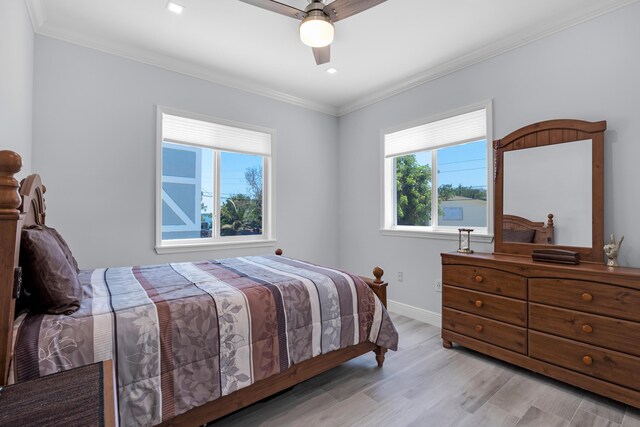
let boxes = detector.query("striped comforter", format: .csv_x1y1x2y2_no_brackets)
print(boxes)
10,255,398,426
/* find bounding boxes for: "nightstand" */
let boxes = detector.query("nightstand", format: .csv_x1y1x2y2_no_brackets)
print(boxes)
0,359,117,426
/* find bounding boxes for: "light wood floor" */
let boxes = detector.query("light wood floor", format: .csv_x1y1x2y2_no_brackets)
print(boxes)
212,313,640,427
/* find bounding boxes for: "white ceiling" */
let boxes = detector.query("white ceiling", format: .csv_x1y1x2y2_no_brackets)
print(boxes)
26,0,637,115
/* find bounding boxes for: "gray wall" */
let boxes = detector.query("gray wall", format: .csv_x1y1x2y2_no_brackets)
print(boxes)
30,2,640,317
338,2,640,316
0,0,33,177
33,36,339,269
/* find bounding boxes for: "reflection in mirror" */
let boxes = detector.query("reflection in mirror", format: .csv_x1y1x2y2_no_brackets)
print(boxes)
503,139,592,247
502,213,554,244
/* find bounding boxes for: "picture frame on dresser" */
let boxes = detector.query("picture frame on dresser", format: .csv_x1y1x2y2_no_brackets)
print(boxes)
441,119,640,409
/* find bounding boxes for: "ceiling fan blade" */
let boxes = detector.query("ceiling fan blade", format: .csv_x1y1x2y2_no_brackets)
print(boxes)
313,45,330,65
323,0,386,22
238,0,307,20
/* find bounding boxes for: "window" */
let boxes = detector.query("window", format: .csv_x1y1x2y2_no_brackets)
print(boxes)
381,102,493,238
156,107,275,252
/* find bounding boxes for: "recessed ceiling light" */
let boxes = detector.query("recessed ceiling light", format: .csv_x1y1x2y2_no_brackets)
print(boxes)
166,1,184,15
326,67,338,74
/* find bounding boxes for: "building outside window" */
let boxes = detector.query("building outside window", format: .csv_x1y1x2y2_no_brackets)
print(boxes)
156,107,275,253
381,102,493,239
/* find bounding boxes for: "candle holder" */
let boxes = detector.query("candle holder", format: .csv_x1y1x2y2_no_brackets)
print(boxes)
458,228,474,254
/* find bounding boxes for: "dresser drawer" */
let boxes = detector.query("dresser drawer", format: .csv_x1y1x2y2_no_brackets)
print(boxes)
529,331,640,392
442,285,526,326
443,265,526,299
529,279,640,322
530,303,640,357
443,307,527,353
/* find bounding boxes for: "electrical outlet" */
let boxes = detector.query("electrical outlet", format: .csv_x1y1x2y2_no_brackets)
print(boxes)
397,271,404,283
435,281,442,293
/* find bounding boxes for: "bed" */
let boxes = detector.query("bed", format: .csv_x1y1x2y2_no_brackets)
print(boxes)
0,150,398,426
502,213,554,244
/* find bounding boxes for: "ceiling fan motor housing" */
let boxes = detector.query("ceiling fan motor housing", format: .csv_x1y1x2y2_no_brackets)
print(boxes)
299,2,334,48
305,1,328,13
239,0,387,64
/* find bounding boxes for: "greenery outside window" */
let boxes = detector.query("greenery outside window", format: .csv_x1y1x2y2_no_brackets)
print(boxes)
156,107,275,253
381,102,493,239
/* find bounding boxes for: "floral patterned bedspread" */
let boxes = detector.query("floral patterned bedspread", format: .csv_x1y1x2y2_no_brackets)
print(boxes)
10,255,398,426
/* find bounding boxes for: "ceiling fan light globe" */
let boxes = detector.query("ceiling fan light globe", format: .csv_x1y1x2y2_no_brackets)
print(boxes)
299,17,334,48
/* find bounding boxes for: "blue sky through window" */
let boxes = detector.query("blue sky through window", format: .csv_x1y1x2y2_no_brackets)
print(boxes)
413,139,486,189
201,150,262,214
438,140,487,190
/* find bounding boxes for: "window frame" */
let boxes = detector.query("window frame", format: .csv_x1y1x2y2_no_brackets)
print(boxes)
155,106,276,254
380,100,494,242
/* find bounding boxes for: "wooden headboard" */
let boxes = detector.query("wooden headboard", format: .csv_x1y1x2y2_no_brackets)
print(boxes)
503,213,554,244
0,150,46,386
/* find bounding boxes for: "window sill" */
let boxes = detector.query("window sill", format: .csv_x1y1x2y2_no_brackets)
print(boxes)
155,239,277,254
379,228,494,243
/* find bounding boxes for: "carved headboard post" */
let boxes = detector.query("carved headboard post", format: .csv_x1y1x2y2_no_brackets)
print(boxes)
0,150,24,386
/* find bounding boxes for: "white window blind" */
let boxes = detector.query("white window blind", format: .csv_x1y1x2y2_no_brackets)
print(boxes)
384,109,486,158
163,113,271,156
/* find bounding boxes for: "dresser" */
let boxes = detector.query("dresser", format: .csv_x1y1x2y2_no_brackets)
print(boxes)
441,252,640,408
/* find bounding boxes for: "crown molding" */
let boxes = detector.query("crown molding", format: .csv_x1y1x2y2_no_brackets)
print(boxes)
25,0,639,118
26,4,339,117
337,0,640,116
25,0,46,30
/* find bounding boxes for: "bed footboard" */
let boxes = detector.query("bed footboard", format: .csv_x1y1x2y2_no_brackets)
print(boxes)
274,249,388,307
360,266,388,308
358,266,389,367
274,249,389,367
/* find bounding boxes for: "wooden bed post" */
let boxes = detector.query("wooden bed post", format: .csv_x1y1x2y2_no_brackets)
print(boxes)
370,267,388,367
369,267,387,307
0,150,23,386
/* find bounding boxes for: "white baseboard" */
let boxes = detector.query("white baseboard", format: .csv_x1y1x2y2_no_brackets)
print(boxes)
387,299,442,328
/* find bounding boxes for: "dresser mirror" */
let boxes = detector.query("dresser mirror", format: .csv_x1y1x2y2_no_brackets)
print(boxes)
494,119,606,262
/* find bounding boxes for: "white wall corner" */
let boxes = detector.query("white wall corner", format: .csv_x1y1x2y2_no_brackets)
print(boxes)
25,0,47,31
387,299,442,329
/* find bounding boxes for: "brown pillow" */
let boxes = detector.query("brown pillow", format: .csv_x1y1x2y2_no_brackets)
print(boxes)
502,229,536,243
20,226,83,315
43,226,80,273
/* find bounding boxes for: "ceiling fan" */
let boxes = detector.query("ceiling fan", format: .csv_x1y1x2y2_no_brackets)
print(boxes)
238,0,387,65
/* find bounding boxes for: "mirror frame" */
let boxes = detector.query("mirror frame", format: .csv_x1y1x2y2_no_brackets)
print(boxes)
494,119,606,263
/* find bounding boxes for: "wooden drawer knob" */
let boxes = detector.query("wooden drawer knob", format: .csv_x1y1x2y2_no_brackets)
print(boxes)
475,275,484,283
582,324,593,334
475,324,484,333
582,355,593,366
581,293,593,302
474,300,483,308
